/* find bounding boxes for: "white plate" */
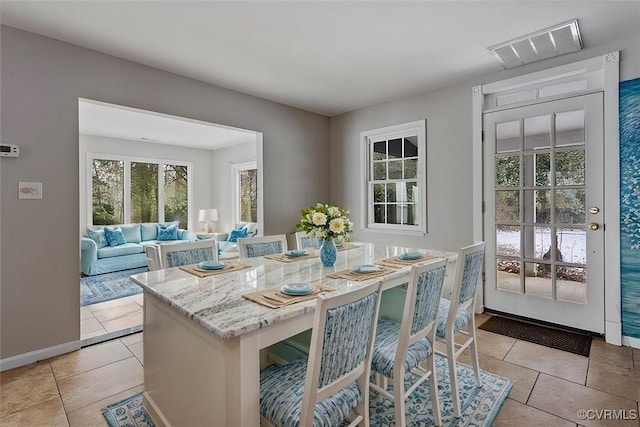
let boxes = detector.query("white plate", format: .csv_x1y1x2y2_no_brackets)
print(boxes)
285,250,307,257
399,252,422,260
197,261,226,270
353,264,383,273
281,283,314,295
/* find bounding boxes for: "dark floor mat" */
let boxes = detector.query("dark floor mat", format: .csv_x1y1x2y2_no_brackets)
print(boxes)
479,315,592,357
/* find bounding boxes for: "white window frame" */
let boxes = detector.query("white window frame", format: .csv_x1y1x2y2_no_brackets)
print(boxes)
87,152,193,227
360,120,427,235
231,161,258,226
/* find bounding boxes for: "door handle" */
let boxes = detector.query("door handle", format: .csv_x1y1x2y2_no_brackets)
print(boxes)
589,207,600,214
589,223,600,230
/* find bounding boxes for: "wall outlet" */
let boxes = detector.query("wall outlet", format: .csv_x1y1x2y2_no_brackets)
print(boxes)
18,182,42,199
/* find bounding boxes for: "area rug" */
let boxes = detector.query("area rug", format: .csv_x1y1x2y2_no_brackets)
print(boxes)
102,356,512,427
479,315,592,357
80,267,148,307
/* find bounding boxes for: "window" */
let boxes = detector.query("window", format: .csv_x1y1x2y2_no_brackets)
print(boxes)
89,154,191,228
232,162,258,224
361,120,427,233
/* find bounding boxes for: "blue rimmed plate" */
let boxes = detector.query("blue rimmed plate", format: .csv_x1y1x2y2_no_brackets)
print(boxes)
353,264,383,273
197,261,226,270
399,252,422,260
281,283,315,296
285,249,307,257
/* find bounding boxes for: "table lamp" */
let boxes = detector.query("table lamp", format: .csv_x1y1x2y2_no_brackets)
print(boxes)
198,208,218,233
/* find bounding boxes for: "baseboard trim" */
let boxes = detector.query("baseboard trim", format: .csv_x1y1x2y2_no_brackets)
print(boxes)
0,340,81,372
622,335,640,349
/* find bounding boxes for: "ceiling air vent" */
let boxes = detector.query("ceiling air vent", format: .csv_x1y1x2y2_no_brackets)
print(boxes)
488,20,583,69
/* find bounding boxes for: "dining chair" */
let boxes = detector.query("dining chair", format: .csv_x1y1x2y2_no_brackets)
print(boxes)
369,258,448,427
260,279,383,427
238,234,288,258
144,245,161,271
294,231,319,250
159,239,218,268
434,241,485,418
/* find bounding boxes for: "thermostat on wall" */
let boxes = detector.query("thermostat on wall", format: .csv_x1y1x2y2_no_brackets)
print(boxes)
0,144,20,157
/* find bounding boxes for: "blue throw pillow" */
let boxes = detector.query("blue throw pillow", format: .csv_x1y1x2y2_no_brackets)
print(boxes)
157,223,179,241
227,227,248,242
86,228,108,248
104,226,126,246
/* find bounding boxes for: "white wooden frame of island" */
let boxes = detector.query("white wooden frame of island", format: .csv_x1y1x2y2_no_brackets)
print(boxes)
132,244,457,426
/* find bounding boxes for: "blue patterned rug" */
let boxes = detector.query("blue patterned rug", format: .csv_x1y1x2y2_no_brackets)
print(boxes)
80,267,148,307
102,356,512,426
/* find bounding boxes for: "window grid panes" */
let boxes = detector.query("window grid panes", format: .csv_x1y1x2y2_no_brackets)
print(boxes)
90,155,190,227
363,121,426,233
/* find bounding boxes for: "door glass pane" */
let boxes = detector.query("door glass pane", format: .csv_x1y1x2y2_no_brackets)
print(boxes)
555,189,585,224
556,110,585,147
497,225,520,257
523,152,550,186
131,162,158,223
555,150,585,186
497,258,520,292
524,115,551,150
496,155,520,187
524,261,552,298
91,159,124,225
556,228,586,265
496,121,520,153
524,190,551,223
523,226,552,260
164,164,188,229
495,190,520,222
557,266,587,304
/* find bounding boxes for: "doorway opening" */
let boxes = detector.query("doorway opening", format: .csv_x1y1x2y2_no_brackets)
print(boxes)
78,98,263,346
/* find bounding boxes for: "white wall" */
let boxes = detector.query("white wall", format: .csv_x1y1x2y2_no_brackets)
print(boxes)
79,134,218,232
210,140,257,233
0,25,329,361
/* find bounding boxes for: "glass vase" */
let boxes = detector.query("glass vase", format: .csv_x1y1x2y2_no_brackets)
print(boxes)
319,239,337,267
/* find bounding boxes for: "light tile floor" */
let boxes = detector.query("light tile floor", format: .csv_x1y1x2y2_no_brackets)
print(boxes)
81,295,143,343
2,314,639,426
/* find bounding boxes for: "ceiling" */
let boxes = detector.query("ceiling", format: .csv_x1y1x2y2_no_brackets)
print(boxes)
3,1,640,118
79,99,256,150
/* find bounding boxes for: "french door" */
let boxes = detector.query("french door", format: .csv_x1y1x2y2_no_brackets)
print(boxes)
483,93,604,333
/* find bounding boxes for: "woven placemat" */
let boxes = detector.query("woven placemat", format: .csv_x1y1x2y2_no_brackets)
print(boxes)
337,243,360,251
327,265,395,281
242,284,335,309
376,254,439,269
179,261,252,278
264,253,318,263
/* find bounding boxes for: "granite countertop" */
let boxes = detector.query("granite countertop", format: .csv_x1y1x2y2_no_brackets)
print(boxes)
130,243,456,340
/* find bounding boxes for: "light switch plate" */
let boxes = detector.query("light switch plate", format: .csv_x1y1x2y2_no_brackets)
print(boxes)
18,181,42,199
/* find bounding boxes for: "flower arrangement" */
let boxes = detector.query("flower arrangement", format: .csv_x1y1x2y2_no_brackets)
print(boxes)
297,203,353,242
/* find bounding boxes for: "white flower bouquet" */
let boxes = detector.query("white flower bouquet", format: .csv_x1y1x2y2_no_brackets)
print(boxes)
297,203,353,242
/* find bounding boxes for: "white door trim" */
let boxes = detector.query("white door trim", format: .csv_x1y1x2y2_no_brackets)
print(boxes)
472,52,621,344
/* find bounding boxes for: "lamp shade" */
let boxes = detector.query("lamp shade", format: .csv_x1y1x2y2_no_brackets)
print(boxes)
199,208,218,222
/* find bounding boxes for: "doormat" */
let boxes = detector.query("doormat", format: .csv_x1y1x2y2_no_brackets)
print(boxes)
479,315,592,357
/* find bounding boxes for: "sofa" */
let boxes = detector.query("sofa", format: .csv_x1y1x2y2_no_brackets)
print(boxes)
81,222,197,275
214,222,258,260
